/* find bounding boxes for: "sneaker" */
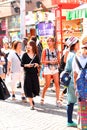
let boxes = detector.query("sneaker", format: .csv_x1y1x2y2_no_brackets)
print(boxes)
67,122,77,127
12,94,16,100
21,97,27,103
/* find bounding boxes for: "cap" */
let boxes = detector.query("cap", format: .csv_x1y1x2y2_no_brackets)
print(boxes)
3,36,9,44
65,36,79,47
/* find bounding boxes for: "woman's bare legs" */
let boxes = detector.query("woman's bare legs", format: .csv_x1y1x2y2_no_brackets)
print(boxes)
41,75,52,104
53,72,60,102
28,97,34,110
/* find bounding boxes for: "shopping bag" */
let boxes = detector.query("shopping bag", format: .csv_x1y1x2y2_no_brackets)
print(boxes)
78,101,87,130
0,77,10,100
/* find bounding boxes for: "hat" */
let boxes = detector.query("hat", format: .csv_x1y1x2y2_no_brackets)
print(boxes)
65,37,79,47
81,36,87,48
3,36,9,44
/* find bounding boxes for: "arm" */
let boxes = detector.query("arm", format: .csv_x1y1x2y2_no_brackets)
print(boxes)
41,49,51,65
73,71,78,90
7,61,11,75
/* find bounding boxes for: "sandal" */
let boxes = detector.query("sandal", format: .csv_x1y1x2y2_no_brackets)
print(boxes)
59,95,64,102
56,100,62,107
40,98,44,105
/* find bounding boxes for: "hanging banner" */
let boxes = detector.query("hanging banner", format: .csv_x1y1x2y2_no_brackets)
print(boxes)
37,22,54,36
36,21,54,48
55,6,63,52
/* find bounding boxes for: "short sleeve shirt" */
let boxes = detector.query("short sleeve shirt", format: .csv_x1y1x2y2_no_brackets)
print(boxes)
72,54,87,80
7,50,24,73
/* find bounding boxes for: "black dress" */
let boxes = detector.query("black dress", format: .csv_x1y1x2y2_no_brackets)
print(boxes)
21,53,40,98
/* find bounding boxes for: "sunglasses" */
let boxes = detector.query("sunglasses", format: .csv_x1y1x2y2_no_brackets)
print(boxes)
52,52,55,58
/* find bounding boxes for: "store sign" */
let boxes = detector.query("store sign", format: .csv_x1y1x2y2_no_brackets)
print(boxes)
37,22,54,36
1,19,6,30
25,12,35,25
52,0,84,4
55,8,62,42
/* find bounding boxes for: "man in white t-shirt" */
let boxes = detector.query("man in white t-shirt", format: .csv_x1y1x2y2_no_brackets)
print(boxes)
7,41,26,102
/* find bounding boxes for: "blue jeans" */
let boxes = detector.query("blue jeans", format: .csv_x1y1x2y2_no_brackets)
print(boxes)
67,103,74,123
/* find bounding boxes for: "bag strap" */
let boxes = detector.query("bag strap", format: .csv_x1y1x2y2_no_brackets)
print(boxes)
75,56,83,70
75,56,87,69
29,54,36,64
46,49,50,60
15,53,21,62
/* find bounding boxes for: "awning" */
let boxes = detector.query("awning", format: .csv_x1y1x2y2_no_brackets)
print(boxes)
66,3,87,20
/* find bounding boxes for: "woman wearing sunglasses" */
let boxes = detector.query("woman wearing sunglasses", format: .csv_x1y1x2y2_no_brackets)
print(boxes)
40,37,60,107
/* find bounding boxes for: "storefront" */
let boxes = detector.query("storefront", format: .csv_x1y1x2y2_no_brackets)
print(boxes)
66,3,87,36
0,18,7,48
8,15,21,42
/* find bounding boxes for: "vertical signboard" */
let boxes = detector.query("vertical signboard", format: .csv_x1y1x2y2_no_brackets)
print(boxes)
55,6,63,53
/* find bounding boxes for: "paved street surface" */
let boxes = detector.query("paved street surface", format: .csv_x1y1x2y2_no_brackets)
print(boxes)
0,80,77,130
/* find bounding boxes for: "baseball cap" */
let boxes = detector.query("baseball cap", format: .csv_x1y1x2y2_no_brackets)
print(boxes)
65,36,79,47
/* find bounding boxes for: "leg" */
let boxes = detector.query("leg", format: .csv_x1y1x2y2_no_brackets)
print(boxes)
19,72,27,102
59,88,67,102
53,73,60,101
67,103,77,127
41,74,52,104
28,97,34,110
67,103,74,123
11,73,17,99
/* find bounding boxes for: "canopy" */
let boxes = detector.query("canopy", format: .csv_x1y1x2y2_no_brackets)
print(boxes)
66,3,87,20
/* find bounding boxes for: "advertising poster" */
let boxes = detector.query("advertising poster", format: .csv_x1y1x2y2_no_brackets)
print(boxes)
36,21,54,48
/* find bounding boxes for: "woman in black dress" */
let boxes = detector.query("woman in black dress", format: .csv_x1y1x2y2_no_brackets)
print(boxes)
21,40,40,110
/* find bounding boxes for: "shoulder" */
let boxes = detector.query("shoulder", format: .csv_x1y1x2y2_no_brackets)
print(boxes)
22,52,27,57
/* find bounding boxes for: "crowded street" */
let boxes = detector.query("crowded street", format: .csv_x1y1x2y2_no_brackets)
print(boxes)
0,82,77,130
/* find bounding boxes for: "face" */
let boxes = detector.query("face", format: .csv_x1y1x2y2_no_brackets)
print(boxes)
82,47,87,56
26,43,32,52
75,42,80,51
47,38,55,48
16,42,22,50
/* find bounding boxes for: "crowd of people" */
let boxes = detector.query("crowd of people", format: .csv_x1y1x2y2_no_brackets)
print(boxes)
0,35,87,129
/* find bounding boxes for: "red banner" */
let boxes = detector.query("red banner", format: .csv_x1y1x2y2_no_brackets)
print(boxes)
52,0,87,4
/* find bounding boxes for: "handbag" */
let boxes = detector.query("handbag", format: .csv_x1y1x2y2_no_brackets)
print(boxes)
60,71,71,86
0,77,10,100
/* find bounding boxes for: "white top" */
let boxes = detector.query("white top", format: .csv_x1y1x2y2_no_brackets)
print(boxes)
7,50,24,73
72,54,87,80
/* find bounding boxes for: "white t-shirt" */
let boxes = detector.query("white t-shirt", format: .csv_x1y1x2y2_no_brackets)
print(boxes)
7,50,24,73
72,54,87,80
0,56,5,74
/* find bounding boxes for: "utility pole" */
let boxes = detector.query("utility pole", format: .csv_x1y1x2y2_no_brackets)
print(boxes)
20,0,26,49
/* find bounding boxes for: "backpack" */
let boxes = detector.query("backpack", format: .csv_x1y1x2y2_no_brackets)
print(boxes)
76,57,87,100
